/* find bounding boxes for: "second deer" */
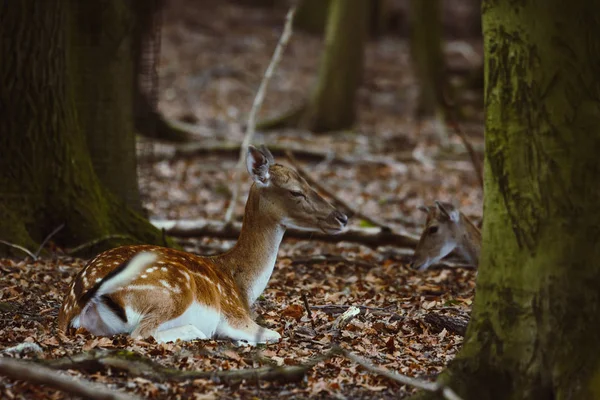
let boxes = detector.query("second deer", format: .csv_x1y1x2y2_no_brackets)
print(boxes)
411,201,481,271
58,146,348,345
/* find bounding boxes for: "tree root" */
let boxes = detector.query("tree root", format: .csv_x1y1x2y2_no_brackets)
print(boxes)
150,218,418,248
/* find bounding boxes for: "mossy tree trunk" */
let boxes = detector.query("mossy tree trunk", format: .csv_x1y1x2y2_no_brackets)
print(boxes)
71,0,141,211
0,0,172,256
410,0,444,117
302,0,369,133
414,1,600,399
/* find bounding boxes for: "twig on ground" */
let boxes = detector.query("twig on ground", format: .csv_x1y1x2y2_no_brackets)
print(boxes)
2,342,43,355
67,234,136,255
0,240,37,260
301,293,316,330
311,304,403,320
442,90,484,189
224,5,297,223
331,306,360,330
284,151,390,229
35,223,65,257
340,349,463,400
151,218,418,248
42,348,338,385
0,357,139,400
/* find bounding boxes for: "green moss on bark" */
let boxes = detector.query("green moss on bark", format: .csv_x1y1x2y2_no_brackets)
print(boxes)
0,0,175,257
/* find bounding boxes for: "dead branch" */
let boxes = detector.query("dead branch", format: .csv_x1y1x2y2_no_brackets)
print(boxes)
0,357,139,400
301,293,316,330
442,90,484,189
423,313,469,336
331,306,360,330
35,223,65,257
67,234,136,255
150,218,418,248
0,240,36,259
224,5,297,223
284,150,390,229
340,350,463,400
42,348,338,385
143,140,417,166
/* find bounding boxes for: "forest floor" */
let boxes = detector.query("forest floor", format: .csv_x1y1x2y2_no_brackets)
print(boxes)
0,0,483,399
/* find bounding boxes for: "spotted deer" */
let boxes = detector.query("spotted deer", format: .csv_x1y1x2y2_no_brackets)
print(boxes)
58,146,348,344
410,201,481,271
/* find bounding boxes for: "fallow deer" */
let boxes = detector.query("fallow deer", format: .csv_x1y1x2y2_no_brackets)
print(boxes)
58,146,348,344
410,201,481,271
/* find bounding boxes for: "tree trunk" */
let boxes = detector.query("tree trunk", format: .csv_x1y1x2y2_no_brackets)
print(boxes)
302,0,368,133
0,0,172,256
414,1,600,399
71,0,141,211
410,0,444,117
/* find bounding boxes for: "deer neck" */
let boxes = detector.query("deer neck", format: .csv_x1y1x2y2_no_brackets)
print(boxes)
216,185,284,306
457,214,482,265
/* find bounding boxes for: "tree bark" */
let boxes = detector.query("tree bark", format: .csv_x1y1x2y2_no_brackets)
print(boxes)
415,1,600,398
302,0,368,132
71,0,142,211
0,0,172,256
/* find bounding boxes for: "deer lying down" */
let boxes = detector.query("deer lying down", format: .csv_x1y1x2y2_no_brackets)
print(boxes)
58,146,348,345
410,201,481,271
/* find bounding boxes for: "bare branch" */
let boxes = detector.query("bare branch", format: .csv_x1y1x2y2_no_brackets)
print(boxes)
442,90,484,189
340,350,463,400
0,240,36,260
284,150,390,229
42,348,339,385
150,218,418,248
224,5,298,223
67,234,136,255
0,357,139,400
35,223,65,257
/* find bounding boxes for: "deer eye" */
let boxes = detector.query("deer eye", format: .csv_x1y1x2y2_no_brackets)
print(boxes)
427,226,439,234
289,190,305,198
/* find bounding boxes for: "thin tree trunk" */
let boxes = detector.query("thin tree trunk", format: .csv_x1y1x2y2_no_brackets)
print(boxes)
414,1,600,398
302,0,368,132
410,0,444,117
0,0,172,256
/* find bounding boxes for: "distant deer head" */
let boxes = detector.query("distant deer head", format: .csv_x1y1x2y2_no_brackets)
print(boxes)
58,145,348,345
410,201,481,271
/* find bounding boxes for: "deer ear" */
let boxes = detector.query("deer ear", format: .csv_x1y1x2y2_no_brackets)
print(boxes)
435,201,460,222
418,205,431,214
259,145,275,164
247,145,271,186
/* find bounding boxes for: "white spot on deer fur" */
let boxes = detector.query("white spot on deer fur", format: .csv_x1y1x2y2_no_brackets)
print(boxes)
160,280,172,289
95,278,102,283
141,274,148,279
161,267,168,272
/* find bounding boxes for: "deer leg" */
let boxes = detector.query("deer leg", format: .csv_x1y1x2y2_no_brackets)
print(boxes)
153,325,208,343
217,316,281,346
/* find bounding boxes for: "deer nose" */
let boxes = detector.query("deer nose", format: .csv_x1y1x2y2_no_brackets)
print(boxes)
333,211,348,226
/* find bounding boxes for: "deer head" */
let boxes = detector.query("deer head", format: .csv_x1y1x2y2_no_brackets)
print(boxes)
410,201,481,271
246,145,348,234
